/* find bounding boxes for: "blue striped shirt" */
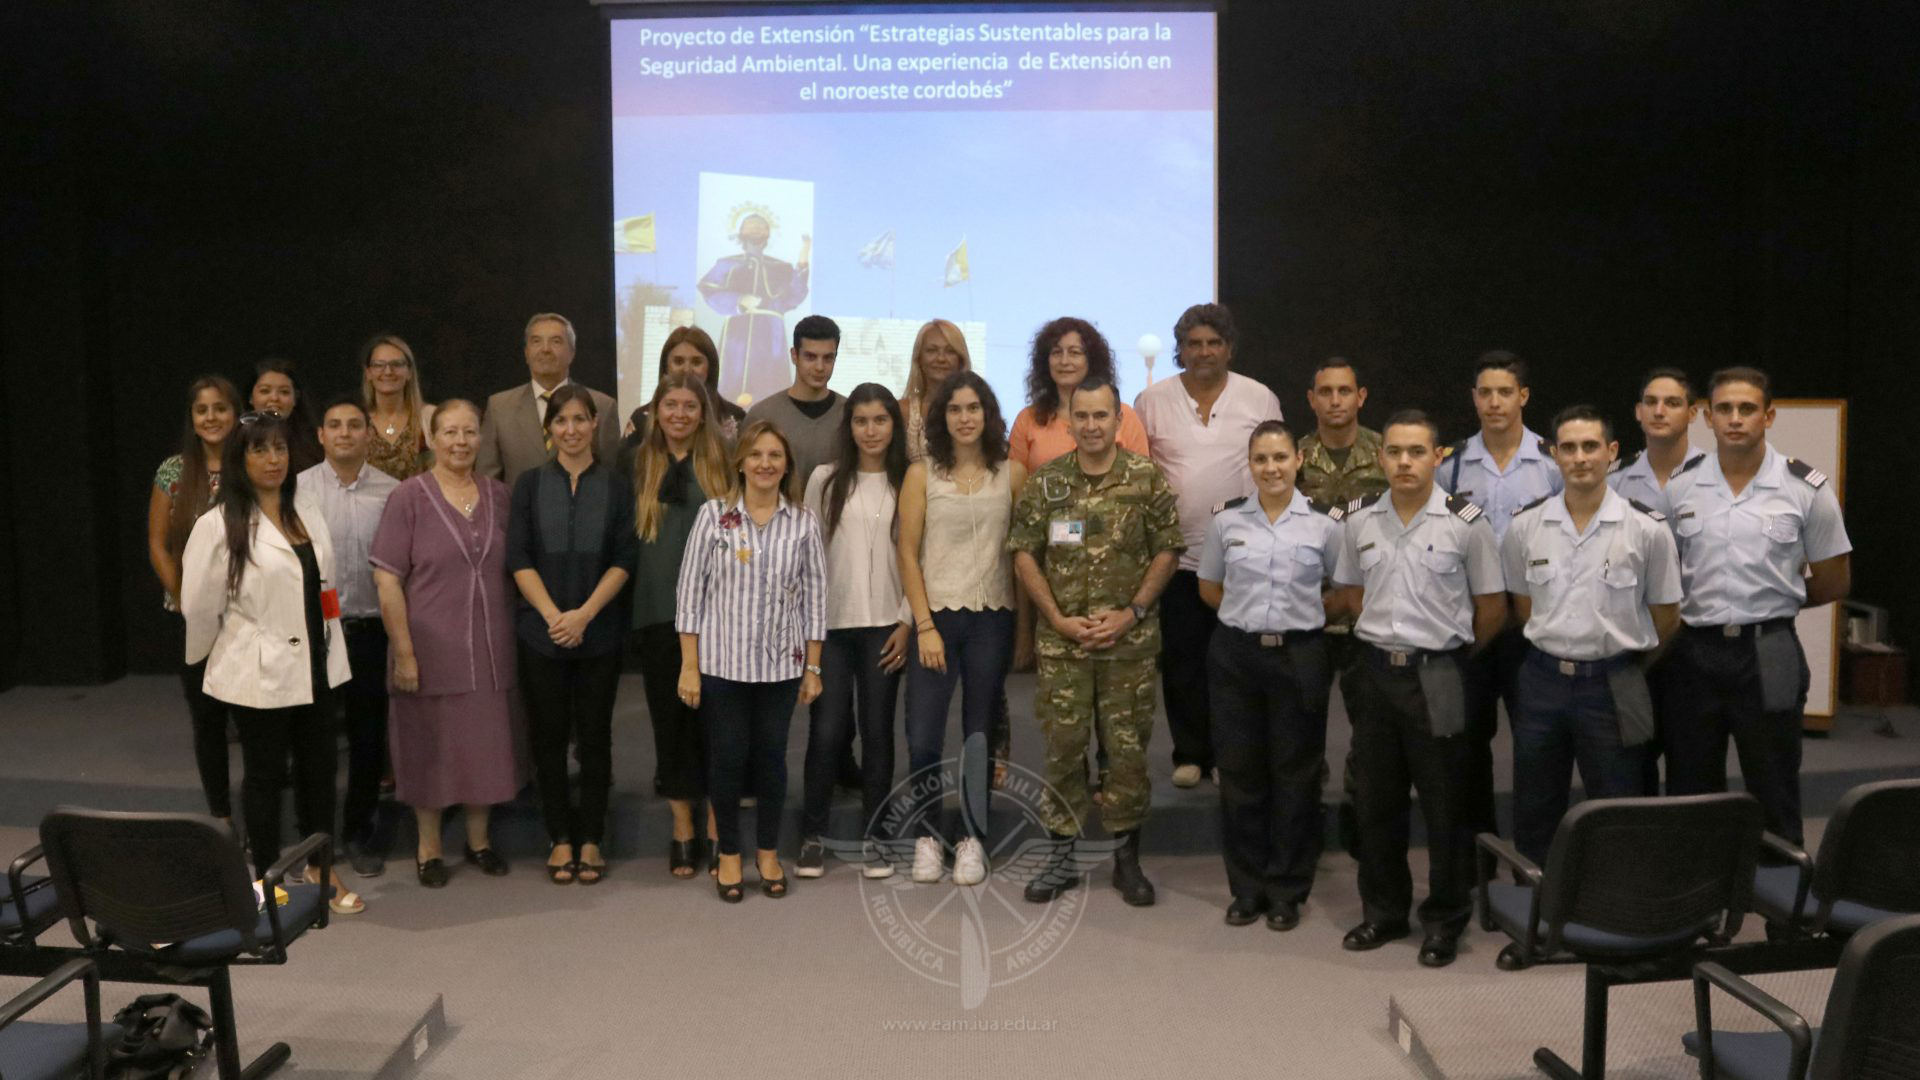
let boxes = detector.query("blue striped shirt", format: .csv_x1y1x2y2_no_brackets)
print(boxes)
675,496,828,683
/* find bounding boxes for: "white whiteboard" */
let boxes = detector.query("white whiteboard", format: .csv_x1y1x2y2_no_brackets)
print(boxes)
1686,399,1847,719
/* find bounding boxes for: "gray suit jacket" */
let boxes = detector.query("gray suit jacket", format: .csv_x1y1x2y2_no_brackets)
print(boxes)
477,381,622,487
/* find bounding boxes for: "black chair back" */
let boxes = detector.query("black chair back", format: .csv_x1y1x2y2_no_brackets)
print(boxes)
1540,793,1762,947
1813,779,1920,919
38,808,261,953
1813,913,1920,1080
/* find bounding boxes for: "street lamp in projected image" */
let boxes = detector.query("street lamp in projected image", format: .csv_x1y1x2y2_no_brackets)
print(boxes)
1138,334,1162,387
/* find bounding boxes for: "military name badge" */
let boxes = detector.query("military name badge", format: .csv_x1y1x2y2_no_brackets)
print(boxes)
1049,519,1085,545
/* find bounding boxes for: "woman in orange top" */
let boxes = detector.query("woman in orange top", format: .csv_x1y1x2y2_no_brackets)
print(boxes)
1007,316,1149,470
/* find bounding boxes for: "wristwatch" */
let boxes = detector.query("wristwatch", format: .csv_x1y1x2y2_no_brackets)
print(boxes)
1128,604,1148,623
804,663,823,676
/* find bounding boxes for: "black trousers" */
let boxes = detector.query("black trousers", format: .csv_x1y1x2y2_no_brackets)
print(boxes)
637,622,704,799
520,645,622,846
1161,570,1219,770
181,659,232,818
338,619,389,849
803,626,902,838
1461,623,1524,838
1350,647,1476,935
702,675,800,855
230,699,336,872
1663,625,1810,845
1210,628,1331,906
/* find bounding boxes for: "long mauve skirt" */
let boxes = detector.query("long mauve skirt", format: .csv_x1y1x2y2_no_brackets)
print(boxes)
389,689,525,808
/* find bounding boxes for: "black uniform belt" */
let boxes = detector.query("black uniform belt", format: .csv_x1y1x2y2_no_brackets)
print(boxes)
1683,617,1794,640
1366,643,1464,669
1221,626,1323,649
340,616,384,631
1526,646,1636,679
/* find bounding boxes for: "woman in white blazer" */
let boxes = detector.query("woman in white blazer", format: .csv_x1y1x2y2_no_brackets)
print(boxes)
181,411,362,914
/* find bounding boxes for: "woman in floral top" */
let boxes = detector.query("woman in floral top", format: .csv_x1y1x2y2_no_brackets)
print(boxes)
146,374,242,822
360,333,435,481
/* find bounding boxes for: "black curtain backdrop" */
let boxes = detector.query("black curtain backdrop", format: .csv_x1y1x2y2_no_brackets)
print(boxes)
3,0,1915,688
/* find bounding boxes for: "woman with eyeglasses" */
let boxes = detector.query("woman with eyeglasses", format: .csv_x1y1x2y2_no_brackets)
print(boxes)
371,400,524,888
249,358,324,473
180,411,363,914
149,375,243,825
361,333,436,481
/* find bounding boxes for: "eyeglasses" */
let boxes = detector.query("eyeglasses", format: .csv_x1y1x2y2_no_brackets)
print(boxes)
367,359,409,372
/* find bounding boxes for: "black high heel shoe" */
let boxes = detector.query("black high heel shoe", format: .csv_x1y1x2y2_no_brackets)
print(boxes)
714,855,745,904
760,861,788,899
669,839,696,878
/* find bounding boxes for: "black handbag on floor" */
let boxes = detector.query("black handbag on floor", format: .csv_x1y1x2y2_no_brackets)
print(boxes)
107,993,214,1079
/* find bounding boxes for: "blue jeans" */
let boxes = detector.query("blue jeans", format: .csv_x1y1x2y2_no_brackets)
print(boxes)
904,608,1014,840
702,675,801,856
802,626,902,839
1512,648,1650,864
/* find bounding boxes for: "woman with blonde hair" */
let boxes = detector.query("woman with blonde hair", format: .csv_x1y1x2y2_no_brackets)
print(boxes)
360,333,436,481
901,319,971,463
630,372,736,877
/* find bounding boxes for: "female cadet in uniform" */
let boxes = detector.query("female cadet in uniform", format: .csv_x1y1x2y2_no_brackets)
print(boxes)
1196,420,1343,931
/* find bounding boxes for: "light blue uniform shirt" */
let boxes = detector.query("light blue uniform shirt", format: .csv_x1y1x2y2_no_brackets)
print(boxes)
1439,429,1563,544
1501,488,1683,660
1334,488,1505,652
1196,490,1342,634
1606,445,1707,518
1664,444,1851,626
295,461,399,619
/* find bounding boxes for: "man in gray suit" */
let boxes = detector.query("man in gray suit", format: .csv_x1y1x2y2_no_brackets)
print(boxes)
478,313,621,486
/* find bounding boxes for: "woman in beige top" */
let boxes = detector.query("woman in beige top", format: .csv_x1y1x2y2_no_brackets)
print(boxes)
896,371,1025,888
901,319,971,464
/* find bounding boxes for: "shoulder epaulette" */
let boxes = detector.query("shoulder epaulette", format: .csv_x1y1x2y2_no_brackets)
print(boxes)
1515,494,1551,515
1347,494,1382,514
1213,495,1249,514
1445,494,1484,523
1675,454,1705,475
1785,458,1828,489
1627,498,1667,522
1309,498,1343,521
1439,439,1467,461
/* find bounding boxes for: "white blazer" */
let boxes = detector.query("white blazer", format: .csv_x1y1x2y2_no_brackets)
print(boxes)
180,499,352,709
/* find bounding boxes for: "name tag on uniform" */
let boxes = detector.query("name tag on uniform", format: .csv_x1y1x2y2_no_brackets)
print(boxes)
1357,541,1376,553
1050,520,1085,545
1528,558,1549,567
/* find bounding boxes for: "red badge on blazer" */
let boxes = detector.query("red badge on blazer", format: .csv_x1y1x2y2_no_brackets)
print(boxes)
320,588,342,620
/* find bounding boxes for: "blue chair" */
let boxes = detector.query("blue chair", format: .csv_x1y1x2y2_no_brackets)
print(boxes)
1477,793,1764,1079
1,846,59,946
1751,778,1920,940
1685,912,1920,1080
0,959,114,1080
38,808,332,1080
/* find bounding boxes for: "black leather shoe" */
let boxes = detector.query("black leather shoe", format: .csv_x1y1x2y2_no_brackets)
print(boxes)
1496,942,1531,971
416,858,449,888
1342,920,1411,951
464,846,509,876
1418,933,1460,968
1224,897,1264,926
1265,901,1301,932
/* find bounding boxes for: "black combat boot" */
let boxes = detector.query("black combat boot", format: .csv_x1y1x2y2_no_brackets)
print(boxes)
1110,829,1155,907
1023,832,1080,903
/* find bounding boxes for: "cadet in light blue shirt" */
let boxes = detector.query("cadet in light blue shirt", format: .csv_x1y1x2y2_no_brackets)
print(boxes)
1660,367,1852,845
1434,350,1558,846
1607,367,1707,518
1195,421,1343,931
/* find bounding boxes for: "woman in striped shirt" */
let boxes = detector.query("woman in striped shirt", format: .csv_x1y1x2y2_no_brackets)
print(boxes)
676,420,828,902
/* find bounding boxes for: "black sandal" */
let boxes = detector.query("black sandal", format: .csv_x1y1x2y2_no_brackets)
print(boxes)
669,839,696,878
577,851,606,886
547,844,576,885
715,869,745,904
760,862,789,899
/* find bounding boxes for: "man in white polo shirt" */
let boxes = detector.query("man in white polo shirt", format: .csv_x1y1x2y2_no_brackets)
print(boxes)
1134,303,1283,787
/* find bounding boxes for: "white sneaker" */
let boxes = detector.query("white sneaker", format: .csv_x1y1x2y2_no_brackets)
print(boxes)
862,841,895,879
1172,764,1203,788
911,837,945,883
952,837,988,886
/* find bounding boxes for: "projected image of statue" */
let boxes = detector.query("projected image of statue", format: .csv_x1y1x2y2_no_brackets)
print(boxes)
697,209,810,407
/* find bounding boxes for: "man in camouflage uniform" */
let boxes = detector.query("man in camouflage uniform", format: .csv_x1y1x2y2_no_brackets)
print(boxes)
1297,358,1389,858
1010,376,1184,907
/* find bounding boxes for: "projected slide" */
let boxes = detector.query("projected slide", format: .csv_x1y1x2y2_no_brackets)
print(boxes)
610,8,1217,419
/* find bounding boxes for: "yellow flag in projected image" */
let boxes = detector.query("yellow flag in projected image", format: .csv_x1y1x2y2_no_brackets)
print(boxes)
614,214,657,254
943,238,969,287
